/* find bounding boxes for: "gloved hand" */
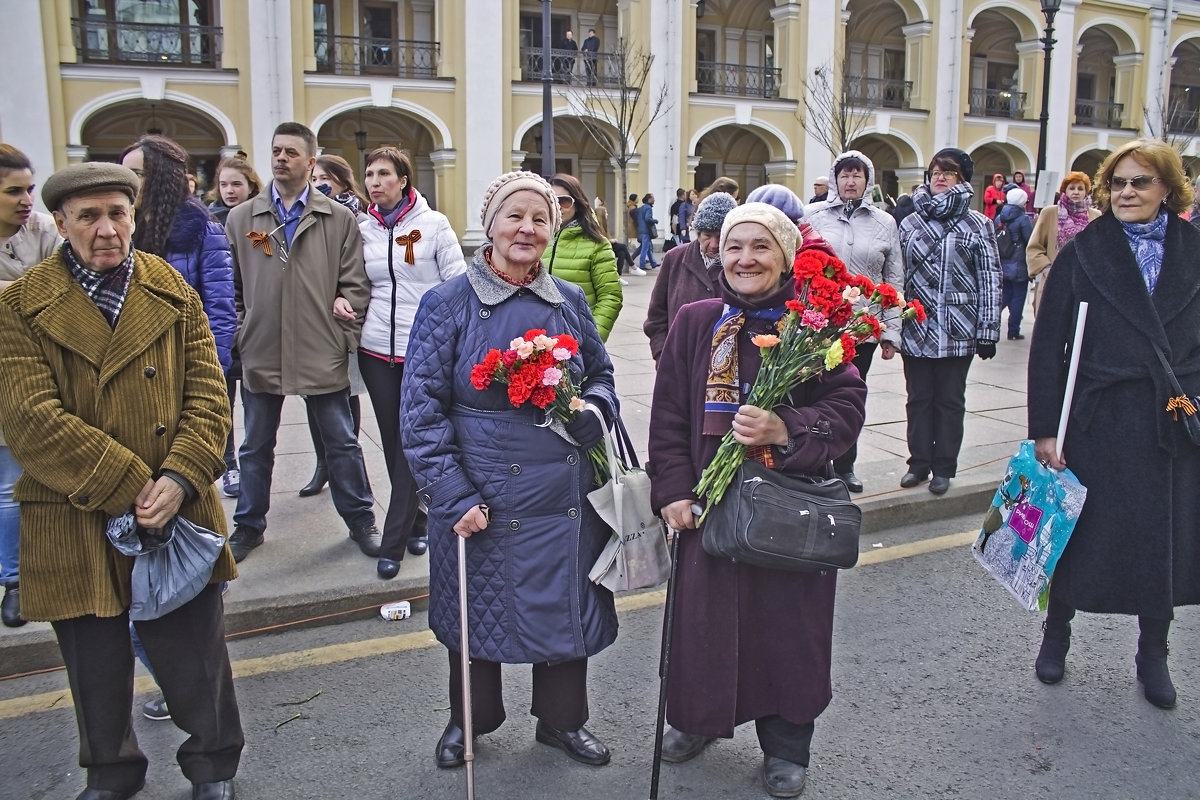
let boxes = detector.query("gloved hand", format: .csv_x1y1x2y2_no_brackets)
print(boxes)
976,341,997,360
566,410,606,449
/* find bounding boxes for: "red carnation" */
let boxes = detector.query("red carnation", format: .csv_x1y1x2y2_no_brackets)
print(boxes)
554,333,580,355
524,328,547,341
874,283,901,309
907,298,927,322
839,333,857,364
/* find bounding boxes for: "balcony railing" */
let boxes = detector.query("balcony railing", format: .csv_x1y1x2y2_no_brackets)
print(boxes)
1167,108,1200,135
844,77,913,110
968,87,1027,119
71,18,222,67
315,35,439,78
1074,98,1124,129
696,61,782,99
518,47,625,89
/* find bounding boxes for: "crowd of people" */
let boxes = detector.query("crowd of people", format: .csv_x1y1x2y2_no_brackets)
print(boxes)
0,129,1196,800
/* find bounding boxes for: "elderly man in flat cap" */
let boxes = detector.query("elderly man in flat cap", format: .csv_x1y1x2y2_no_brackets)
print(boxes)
0,162,243,800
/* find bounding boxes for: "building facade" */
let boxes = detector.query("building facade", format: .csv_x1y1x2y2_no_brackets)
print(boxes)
5,0,1200,245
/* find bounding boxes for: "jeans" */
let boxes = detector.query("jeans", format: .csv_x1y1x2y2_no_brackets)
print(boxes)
1001,279,1029,337
0,445,20,588
223,359,241,471
638,234,659,268
235,387,375,534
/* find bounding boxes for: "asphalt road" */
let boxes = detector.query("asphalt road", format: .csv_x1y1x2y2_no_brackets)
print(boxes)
1,513,1197,800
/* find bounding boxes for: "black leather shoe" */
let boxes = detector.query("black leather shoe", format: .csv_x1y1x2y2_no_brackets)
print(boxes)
1007,333,1026,341
75,782,145,800
1035,619,1071,685
407,535,429,556
1136,650,1177,709
349,524,383,557
227,525,264,563
377,558,401,580
763,756,807,798
535,720,611,766
838,472,864,493
436,720,467,769
899,471,928,489
192,780,235,800
1,584,26,628
298,465,328,497
928,476,951,495
660,727,714,763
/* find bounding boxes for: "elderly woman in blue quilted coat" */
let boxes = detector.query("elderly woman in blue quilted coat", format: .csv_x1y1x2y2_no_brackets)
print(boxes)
402,171,619,770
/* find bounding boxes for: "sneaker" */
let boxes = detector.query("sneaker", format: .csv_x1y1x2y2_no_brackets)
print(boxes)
142,696,170,721
221,468,240,498
228,524,264,563
619,278,629,286
630,267,648,276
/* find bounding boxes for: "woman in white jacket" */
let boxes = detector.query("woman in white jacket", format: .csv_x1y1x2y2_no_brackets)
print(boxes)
805,150,904,493
359,146,466,577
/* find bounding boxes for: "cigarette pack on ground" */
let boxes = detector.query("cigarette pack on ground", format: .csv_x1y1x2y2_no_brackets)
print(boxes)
380,600,411,621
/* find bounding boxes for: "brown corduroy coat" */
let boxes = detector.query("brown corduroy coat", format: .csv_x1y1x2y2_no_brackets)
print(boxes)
0,250,234,622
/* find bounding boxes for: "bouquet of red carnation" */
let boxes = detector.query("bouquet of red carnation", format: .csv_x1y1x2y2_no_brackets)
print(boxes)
694,250,926,517
471,328,609,484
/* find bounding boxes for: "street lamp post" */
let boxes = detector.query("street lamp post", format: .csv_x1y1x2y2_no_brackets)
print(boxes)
541,0,555,177
1035,0,1062,182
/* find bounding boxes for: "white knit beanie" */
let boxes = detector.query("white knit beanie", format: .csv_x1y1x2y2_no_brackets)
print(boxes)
480,171,560,237
720,202,800,264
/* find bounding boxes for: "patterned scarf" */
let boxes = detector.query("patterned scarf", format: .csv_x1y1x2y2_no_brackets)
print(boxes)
702,304,786,436
332,191,361,217
63,242,133,328
1119,211,1168,295
1056,193,1092,249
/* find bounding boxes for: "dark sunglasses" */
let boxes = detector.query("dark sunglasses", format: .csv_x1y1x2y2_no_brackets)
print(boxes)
1108,175,1161,191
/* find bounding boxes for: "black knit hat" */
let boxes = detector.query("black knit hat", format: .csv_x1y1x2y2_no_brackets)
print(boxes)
930,148,974,183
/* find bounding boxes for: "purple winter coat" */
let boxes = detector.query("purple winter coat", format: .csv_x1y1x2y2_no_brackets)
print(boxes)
643,239,721,362
648,275,866,737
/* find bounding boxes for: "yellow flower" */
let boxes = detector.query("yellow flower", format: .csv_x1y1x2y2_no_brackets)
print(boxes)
824,340,844,370
751,333,781,349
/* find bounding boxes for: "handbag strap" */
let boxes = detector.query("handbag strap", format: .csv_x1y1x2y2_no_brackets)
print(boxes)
613,416,640,469
1152,342,1189,398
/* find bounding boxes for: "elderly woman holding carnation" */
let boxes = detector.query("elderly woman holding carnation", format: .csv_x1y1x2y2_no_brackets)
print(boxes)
401,171,619,770
648,202,866,798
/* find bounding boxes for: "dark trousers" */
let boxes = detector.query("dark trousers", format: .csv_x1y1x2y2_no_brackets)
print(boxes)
51,584,243,791
902,354,973,478
832,342,878,474
358,353,422,559
303,394,362,465
611,240,633,274
447,651,589,733
222,358,241,471
235,387,375,533
1001,279,1029,337
756,716,816,767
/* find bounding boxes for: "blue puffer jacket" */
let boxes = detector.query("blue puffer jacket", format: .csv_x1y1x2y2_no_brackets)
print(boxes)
995,202,1032,283
162,199,236,372
401,250,619,664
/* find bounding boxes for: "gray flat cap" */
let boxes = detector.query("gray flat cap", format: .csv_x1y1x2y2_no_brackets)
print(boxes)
42,162,140,211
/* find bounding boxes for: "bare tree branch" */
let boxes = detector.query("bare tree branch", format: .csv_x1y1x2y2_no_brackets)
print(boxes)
1143,95,1192,152
796,60,874,158
561,38,672,214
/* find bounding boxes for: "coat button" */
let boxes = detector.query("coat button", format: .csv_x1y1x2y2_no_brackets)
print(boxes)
154,424,167,436
422,493,432,504
509,519,521,530
509,464,521,475
144,366,156,378
567,508,579,519
479,308,491,319
566,454,578,465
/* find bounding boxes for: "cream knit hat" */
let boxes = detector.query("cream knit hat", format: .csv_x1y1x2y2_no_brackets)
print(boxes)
479,171,560,237
719,202,800,264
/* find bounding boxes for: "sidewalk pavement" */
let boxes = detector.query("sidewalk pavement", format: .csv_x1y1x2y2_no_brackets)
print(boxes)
0,269,1035,676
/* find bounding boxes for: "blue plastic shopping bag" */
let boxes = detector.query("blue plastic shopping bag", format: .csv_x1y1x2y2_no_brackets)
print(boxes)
972,440,1087,611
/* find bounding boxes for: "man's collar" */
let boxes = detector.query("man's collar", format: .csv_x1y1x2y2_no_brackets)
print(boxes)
272,182,311,210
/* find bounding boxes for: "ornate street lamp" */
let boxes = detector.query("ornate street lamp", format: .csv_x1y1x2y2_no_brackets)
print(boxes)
1035,0,1062,182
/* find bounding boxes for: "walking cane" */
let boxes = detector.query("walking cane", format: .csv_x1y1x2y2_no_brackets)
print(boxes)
458,533,476,800
649,510,691,800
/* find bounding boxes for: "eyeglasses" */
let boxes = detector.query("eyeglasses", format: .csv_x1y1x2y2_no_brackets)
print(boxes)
929,170,959,181
1108,175,1162,191
555,195,574,206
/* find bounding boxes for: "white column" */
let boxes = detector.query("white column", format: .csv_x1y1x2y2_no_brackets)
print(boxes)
1144,5,1170,137
933,1,964,149
249,0,294,174
0,8,56,197
460,1,508,247
1046,1,1081,174
803,1,839,181
646,0,682,209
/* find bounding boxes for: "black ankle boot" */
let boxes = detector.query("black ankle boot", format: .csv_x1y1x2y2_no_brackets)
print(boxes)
298,464,328,497
1035,598,1074,684
1136,617,1176,709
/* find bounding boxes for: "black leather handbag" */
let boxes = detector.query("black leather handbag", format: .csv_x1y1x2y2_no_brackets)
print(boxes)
701,459,862,572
